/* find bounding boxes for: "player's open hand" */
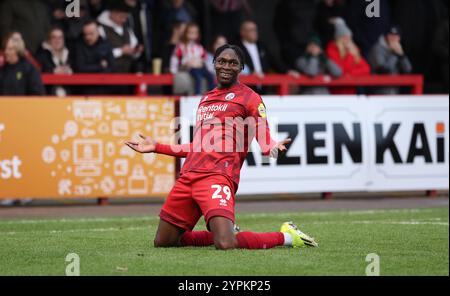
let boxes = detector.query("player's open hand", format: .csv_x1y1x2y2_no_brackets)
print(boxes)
270,138,292,158
125,134,157,153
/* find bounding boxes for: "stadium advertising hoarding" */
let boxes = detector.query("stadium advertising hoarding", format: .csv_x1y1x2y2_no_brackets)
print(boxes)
181,95,449,194
0,97,175,198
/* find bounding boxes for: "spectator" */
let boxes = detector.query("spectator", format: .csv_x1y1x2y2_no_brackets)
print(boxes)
0,33,45,95
97,0,144,73
274,0,317,67
432,19,449,93
74,20,114,73
73,20,115,94
314,0,345,47
170,22,215,95
326,18,370,94
36,26,74,97
368,26,413,94
236,20,299,78
0,32,41,71
209,0,252,43
296,35,342,95
0,0,51,55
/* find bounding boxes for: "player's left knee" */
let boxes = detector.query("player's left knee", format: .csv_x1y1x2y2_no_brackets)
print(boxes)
214,237,238,250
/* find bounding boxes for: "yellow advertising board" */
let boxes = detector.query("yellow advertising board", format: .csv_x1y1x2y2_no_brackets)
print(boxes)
0,97,175,198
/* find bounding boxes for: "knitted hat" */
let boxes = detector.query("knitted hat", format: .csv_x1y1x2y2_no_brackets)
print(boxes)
307,35,322,47
334,17,352,39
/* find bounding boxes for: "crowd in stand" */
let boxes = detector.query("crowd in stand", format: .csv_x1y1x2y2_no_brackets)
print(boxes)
0,0,448,96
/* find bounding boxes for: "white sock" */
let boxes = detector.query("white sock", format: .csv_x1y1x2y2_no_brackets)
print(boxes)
283,232,293,246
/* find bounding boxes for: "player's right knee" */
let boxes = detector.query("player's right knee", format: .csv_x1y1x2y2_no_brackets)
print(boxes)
153,237,177,248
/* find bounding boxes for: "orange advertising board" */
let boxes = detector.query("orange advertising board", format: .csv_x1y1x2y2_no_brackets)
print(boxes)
0,97,175,198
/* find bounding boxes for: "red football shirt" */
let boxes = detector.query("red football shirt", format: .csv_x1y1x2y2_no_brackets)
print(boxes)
155,82,276,189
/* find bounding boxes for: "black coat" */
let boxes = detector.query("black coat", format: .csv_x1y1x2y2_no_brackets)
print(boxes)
0,58,45,95
36,47,73,74
235,40,288,74
73,37,115,73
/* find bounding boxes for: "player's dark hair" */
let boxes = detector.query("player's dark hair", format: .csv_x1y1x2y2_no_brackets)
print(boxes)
213,44,245,70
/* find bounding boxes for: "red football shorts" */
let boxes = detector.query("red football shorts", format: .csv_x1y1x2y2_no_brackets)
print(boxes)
159,171,236,231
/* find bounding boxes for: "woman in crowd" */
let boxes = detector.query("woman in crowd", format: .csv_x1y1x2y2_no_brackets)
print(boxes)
0,32,45,95
36,26,73,96
326,18,371,94
170,22,215,95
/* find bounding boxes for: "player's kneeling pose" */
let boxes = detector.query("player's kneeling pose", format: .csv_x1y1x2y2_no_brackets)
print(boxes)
126,44,318,250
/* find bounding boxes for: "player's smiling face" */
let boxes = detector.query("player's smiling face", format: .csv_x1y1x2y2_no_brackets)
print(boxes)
214,48,242,89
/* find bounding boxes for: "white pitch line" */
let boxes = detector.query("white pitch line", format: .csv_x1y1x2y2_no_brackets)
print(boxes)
308,220,449,226
0,208,446,225
2,226,150,236
240,208,440,219
1,220,447,236
0,216,157,225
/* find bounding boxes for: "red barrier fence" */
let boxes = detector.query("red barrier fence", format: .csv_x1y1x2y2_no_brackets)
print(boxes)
42,73,424,96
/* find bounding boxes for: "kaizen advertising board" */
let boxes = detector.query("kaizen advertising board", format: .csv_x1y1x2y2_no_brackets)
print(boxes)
180,95,449,194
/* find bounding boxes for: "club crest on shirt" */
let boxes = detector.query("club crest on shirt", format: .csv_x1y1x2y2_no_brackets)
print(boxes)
258,102,267,118
225,93,235,101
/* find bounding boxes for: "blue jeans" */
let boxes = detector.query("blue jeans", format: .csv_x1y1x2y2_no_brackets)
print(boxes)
189,67,216,95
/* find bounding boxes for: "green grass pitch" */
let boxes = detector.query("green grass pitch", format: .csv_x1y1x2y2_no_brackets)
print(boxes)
0,207,448,276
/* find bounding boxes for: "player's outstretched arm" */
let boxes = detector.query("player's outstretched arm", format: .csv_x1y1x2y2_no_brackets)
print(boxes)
269,138,292,158
125,134,191,158
125,134,156,153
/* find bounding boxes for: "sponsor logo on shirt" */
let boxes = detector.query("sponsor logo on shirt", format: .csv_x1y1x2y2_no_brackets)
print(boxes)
197,104,229,121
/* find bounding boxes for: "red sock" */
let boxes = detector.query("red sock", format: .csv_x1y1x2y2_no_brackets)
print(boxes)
180,231,214,247
236,232,284,249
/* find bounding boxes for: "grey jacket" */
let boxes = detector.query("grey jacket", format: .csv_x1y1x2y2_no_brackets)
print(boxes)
368,36,412,75
296,55,342,94
368,36,412,94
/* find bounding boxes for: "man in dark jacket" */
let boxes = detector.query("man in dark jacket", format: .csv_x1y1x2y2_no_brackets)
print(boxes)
73,20,115,94
235,20,298,78
73,20,115,73
0,35,45,95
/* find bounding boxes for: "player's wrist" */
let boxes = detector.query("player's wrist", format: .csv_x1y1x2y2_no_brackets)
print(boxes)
154,142,163,153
